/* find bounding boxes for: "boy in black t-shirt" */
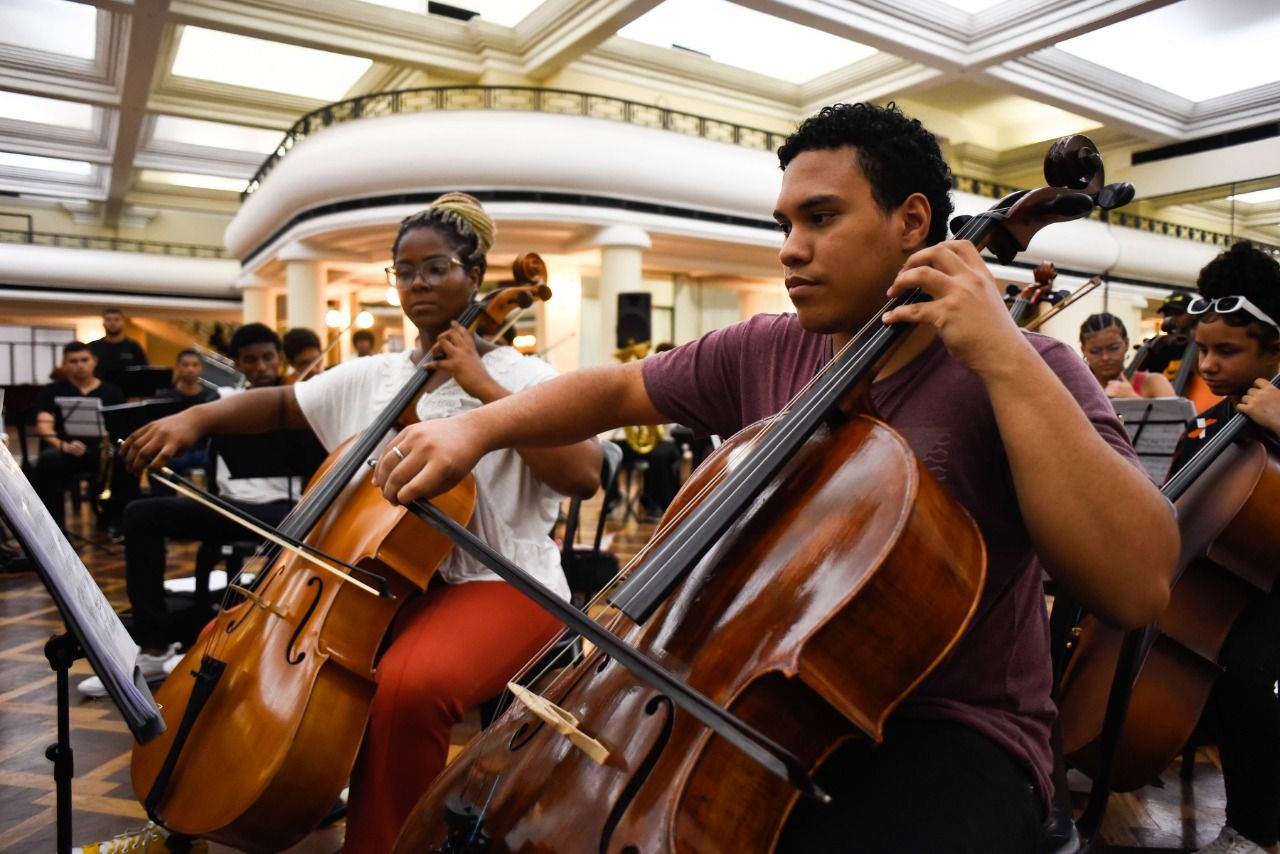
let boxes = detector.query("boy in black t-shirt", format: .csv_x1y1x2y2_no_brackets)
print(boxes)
30,342,125,530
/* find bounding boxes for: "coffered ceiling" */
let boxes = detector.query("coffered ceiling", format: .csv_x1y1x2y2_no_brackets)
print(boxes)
0,0,1276,244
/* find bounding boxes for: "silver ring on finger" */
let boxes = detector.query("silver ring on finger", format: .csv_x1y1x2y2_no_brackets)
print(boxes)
391,445,406,461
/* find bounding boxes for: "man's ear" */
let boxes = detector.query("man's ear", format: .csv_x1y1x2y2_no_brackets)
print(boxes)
898,192,932,252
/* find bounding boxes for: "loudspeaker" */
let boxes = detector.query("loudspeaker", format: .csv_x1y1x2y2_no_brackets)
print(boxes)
616,292,651,349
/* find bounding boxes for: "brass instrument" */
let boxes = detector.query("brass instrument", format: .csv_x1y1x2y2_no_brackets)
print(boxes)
96,435,113,505
615,340,664,454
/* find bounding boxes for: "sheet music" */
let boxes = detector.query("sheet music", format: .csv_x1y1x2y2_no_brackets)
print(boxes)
54,396,105,439
0,443,163,742
1112,396,1197,483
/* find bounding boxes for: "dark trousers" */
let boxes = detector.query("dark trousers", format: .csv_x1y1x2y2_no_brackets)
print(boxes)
779,718,1044,853
124,495,293,649
32,446,98,530
31,446,139,530
1207,586,1280,847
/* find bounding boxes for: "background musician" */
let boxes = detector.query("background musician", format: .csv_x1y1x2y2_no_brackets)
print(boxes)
29,341,125,532
374,103,1178,851
118,193,601,852
157,349,219,407
1145,292,1198,379
89,306,148,378
349,328,376,359
1166,241,1280,854
282,327,324,381
77,324,296,698
1080,312,1176,399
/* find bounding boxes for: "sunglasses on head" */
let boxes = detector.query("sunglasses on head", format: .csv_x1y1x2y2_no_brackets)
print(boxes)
1187,295,1280,331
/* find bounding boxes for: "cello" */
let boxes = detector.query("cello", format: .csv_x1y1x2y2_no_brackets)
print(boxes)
1058,373,1280,793
1007,260,1068,326
130,257,552,852
392,135,1135,853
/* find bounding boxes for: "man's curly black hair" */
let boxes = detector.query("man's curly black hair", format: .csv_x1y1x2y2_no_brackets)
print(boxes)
1196,240,1280,346
777,102,954,246
228,322,282,359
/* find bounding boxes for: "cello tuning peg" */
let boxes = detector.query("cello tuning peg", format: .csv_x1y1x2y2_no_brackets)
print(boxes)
1047,192,1095,217
949,214,973,236
1096,182,1136,211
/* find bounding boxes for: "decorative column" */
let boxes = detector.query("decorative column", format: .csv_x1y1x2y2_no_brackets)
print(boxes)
238,273,276,328
672,274,699,344
539,256,582,373
279,240,328,336
588,225,650,367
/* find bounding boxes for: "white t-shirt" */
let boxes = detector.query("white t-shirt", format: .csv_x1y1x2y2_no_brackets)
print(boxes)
214,386,301,505
293,348,571,600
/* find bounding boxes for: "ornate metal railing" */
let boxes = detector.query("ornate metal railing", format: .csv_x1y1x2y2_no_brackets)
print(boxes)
243,86,791,197
0,228,229,258
239,86,1276,255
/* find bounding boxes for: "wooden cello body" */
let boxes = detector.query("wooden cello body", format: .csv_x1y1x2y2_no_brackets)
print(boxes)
132,448,474,850
395,414,986,853
1059,434,1280,792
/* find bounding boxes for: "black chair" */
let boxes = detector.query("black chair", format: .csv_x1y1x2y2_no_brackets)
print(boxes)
562,441,624,603
479,442,625,727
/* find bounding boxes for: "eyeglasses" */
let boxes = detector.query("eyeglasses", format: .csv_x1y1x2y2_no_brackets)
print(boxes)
1085,342,1126,358
1188,295,1280,330
385,256,464,289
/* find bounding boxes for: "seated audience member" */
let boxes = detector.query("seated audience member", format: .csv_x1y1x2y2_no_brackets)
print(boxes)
89,307,148,378
77,324,298,697
282,327,324,381
1080,312,1176,399
30,343,125,531
350,328,376,359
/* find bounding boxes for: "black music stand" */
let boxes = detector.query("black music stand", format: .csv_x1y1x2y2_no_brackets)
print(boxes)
0,443,164,854
212,429,328,485
1112,397,1197,484
105,367,173,400
101,398,185,440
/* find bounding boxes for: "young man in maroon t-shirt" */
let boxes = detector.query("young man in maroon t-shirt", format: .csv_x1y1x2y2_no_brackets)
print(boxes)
373,103,1177,850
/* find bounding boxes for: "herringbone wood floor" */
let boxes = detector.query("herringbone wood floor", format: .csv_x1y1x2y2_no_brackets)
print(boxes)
0,491,1229,852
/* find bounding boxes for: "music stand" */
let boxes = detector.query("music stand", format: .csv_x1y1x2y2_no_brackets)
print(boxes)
0,443,163,854
101,398,185,440
1111,397,1197,483
197,356,244,389
213,430,329,483
54,397,104,442
105,367,172,400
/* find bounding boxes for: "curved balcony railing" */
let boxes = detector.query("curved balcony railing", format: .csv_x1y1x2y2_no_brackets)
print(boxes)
0,228,229,258
243,85,792,197
241,86,1277,255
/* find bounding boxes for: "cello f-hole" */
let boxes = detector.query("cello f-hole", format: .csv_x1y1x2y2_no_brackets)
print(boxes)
600,695,674,854
508,721,534,752
286,577,324,665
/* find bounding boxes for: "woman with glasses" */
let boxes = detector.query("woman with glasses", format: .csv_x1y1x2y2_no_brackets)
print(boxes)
1166,241,1280,854
120,192,602,852
1080,312,1176,399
